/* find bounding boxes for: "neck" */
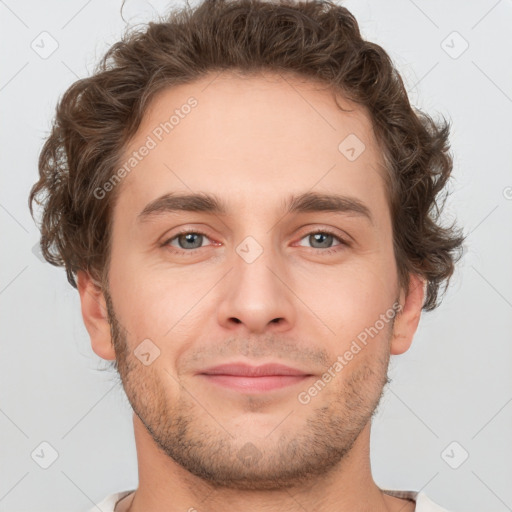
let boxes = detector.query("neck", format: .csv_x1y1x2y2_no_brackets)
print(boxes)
119,413,411,512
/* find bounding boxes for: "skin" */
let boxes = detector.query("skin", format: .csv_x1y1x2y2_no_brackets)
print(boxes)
77,69,424,512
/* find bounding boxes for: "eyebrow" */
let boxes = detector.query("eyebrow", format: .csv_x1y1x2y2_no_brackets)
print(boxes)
137,191,373,225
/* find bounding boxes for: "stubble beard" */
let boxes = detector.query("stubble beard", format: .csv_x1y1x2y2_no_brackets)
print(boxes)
104,290,393,491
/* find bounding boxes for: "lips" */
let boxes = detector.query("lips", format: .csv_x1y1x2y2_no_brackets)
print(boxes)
199,363,310,377
198,363,313,393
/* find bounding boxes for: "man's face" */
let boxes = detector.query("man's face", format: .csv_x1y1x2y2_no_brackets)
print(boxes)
104,71,402,490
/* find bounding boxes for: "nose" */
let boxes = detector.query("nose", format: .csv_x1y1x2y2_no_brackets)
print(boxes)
216,242,296,334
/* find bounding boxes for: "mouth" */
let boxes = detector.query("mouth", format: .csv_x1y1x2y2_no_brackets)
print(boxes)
197,362,314,393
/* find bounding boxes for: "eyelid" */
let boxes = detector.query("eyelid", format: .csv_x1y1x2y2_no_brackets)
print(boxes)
293,227,350,248
161,227,218,250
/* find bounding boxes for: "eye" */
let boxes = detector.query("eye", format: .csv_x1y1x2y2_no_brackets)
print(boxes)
164,230,213,253
296,229,347,252
162,228,349,256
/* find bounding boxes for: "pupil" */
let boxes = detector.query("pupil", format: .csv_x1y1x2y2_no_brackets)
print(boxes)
312,233,331,248
180,233,202,249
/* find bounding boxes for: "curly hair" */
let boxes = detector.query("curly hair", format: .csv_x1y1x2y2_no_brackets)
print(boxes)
29,0,465,311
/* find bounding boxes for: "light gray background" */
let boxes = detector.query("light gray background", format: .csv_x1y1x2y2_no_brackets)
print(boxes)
1,1,511,511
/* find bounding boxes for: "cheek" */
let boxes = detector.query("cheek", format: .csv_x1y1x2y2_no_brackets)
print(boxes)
110,260,213,349
293,256,397,340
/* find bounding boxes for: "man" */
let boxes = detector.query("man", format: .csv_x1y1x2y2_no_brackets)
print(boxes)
29,0,464,510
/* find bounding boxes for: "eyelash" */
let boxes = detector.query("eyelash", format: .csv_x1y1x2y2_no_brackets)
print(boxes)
162,228,349,256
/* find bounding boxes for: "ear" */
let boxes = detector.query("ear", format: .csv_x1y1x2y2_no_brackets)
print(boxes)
390,273,425,355
77,270,116,360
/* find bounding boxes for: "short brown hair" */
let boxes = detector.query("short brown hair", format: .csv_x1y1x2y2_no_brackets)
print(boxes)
29,0,465,311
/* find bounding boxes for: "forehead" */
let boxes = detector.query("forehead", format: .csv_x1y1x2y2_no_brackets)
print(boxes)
113,70,387,220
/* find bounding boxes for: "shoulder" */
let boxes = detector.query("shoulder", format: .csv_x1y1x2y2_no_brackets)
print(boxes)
382,488,455,512
86,490,135,512
415,491,455,512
